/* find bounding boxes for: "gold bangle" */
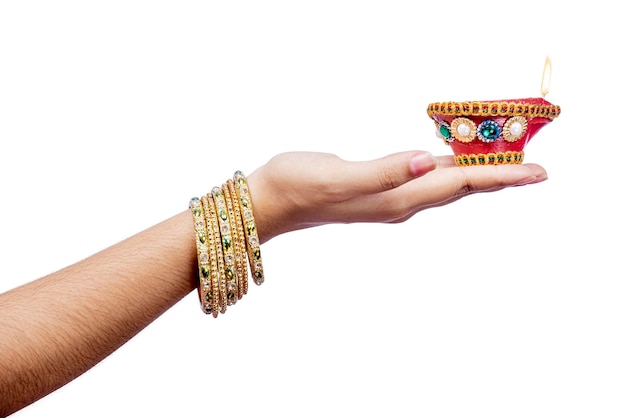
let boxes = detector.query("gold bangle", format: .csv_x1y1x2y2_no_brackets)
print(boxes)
224,180,248,299
202,194,223,317
233,171,264,286
190,171,265,317
189,197,213,315
212,186,239,307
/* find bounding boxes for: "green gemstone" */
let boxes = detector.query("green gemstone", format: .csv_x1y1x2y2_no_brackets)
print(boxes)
199,232,206,244
253,248,261,260
219,209,228,221
226,267,234,280
246,221,256,235
241,197,250,208
193,208,202,217
201,266,210,278
223,236,232,251
439,124,451,139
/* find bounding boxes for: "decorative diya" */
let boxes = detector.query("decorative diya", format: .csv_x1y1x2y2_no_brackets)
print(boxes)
427,58,561,166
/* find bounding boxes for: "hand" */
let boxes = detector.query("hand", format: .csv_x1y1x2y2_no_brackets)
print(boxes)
247,151,547,243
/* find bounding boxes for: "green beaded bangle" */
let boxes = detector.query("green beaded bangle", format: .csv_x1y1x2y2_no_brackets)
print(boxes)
212,186,239,307
233,171,264,286
224,180,248,299
189,197,213,315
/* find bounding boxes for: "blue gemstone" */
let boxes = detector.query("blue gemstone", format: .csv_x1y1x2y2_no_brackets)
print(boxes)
477,120,501,142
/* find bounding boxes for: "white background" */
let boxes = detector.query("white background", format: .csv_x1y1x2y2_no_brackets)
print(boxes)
1,1,624,417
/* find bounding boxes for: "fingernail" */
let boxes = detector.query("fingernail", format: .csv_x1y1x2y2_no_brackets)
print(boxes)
514,172,548,186
514,176,538,186
409,152,436,177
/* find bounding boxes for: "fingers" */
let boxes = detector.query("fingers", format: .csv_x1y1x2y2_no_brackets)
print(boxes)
330,161,548,224
247,150,548,242
329,151,546,200
340,151,437,196
410,162,548,205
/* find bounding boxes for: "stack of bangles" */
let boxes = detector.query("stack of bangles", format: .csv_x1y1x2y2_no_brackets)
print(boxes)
189,171,264,318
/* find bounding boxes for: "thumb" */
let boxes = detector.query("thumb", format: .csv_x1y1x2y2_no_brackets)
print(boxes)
341,150,436,195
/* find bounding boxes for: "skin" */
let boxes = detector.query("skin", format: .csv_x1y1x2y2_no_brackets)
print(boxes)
0,151,547,416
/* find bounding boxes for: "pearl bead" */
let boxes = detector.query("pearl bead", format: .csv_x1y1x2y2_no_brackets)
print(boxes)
457,123,470,137
510,121,523,136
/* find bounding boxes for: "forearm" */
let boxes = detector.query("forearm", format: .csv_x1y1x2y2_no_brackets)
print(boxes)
0,210,197,416
0,151,547,416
